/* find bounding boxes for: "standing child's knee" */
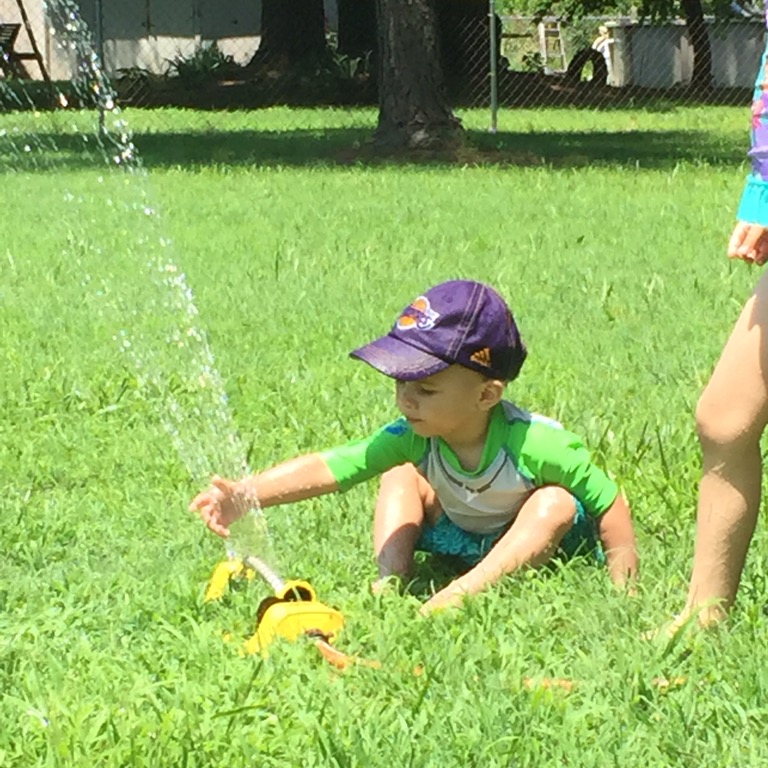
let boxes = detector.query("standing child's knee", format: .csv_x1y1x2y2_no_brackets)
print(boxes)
695,388,764,451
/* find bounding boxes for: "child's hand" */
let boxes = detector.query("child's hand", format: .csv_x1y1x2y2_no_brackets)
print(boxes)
189,475,251,537
728,221,768,265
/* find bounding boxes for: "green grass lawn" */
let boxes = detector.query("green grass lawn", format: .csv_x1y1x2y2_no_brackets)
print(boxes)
3,104,768,766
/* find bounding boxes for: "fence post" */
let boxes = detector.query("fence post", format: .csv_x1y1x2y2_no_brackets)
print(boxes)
94,0,105,133
488,0,498,132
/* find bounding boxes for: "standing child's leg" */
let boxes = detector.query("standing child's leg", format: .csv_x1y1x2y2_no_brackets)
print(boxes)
683,270,768,625
373,463,440,589
422,486,576,613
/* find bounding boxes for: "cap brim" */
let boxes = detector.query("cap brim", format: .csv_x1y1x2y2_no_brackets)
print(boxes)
350,334,450,381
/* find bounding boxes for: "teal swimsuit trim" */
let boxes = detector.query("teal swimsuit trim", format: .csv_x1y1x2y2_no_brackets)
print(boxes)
416,497,605,567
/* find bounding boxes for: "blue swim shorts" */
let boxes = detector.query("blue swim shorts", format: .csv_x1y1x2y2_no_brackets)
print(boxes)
416,498,605,568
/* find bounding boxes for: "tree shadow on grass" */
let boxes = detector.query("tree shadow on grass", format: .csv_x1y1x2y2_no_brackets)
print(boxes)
135,127,743,170
124,125,753,171
0,125,743,174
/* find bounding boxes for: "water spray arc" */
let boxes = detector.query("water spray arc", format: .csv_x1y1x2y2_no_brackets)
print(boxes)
27,1,373,669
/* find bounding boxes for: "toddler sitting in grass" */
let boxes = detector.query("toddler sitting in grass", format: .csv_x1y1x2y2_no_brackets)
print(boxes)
191,280,638,613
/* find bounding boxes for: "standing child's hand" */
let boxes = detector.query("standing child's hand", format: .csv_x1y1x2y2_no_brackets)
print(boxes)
189,475,252,537
728,221,768,264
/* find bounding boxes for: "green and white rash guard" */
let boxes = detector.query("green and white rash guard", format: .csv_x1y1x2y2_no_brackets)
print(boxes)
322,401,618,535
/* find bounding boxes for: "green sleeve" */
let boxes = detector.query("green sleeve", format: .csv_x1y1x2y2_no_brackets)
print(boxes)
321,418,429,492
514,418,618,516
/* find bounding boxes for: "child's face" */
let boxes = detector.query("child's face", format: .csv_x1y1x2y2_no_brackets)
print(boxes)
394,365,501,442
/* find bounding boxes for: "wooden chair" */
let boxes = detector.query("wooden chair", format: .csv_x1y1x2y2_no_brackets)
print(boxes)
0,23,29,78
0,23,21,77
0,20,50,82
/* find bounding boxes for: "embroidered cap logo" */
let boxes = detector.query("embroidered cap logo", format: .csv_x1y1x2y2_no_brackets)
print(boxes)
470,347,492,368
396,296,440,331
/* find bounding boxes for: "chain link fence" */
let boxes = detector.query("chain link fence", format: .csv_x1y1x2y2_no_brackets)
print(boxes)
495,13,763,108
0,0,764,119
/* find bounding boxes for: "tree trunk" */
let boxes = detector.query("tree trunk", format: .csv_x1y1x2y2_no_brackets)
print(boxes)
375,0,463,149
681,0,713,89
338,0,377,58
258,0,327,62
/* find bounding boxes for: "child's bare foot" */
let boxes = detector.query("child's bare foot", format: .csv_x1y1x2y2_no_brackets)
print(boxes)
371,575,403,597
420,581,469,615
642,614,691,642
643,604,727,641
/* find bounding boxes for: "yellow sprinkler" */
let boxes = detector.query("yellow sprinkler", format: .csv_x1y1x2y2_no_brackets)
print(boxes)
205,554,376,669
204,558,256,602
244,574,345,656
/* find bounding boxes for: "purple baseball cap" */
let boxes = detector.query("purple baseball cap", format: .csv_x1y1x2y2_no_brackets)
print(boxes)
351,280,527,382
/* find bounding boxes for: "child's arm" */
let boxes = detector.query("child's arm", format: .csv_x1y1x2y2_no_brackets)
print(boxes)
190,453,339,538
730,50,768,265
596,493,638,586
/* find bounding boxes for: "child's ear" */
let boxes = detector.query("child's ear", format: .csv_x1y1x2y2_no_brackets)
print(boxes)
479,379,504,410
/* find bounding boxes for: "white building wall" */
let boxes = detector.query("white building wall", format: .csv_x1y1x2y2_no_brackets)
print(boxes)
1,3,761,88
0,0,337,79
609,19,765,88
